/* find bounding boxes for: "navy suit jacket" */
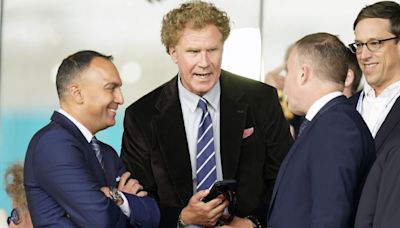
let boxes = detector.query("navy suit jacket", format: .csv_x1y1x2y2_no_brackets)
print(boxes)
121,70,293,227
352,93,400,228
24,111,160,227
268,95,376,228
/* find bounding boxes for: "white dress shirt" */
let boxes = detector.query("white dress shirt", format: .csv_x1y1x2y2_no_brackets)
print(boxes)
177,78,223,194
57,109,131,217
305,91,343,121
356,80,400,137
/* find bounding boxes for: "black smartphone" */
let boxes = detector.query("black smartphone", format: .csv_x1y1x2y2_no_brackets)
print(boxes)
203,179,237,202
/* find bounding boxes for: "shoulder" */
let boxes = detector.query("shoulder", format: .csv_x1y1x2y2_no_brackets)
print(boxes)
221,70,276,96
308,104,374,153
125,77,177,114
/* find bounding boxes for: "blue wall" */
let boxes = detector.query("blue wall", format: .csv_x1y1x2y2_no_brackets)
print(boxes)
0,110,124,213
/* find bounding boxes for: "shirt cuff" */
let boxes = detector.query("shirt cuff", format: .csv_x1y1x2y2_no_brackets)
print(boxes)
118,192,131,217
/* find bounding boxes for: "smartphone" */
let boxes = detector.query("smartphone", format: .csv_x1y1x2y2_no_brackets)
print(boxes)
203,179,237,202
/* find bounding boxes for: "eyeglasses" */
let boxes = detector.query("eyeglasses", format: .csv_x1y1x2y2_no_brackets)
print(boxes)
7,208,21,225
348,36,399,53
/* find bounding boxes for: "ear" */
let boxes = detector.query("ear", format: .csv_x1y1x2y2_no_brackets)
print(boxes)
169,47,178,64
345,69,355,89
299,64,310,86
68,83,84,104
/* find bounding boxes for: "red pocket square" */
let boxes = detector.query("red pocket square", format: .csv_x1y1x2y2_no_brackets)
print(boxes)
243,127,254,139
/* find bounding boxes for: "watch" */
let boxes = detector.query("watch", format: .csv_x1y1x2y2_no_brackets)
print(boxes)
245,215,262,228
109,187,122,204
177,215,187,228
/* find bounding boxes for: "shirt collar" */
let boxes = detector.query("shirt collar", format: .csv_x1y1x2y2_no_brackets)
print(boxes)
58,109,94,143
305,91,342,121
363,80,400,98
177,74,221,112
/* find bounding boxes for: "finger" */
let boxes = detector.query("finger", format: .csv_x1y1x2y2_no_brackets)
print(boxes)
136,190,148,197
125,179,142,190
205,193,225,208
191,189,210,202
209,199,229,218
118,172,131,188
100,187,111,198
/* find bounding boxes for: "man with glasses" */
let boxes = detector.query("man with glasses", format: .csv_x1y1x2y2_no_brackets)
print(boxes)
349,1,400,227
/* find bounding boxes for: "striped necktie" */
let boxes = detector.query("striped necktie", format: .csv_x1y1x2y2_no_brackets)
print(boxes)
196,98,217,191
90,137,105,170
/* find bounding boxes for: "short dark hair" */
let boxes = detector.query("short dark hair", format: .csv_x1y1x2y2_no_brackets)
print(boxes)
295,32,348,85
353,1,400,39
346,48,362,92
56,50,112,99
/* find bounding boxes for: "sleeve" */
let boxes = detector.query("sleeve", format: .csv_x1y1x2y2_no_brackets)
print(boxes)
308,113,366,227
33,132,129,228
124,193,160,227
120,108,158,198
354,155,382,228
263,88,294,204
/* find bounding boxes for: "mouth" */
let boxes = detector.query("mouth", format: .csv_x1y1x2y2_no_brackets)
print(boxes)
194,73,212,79
364,63,378,69
108,108,117,113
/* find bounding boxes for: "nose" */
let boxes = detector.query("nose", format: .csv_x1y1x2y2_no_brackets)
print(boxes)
359,44,372,60
114,88,124,105
198,51,210,68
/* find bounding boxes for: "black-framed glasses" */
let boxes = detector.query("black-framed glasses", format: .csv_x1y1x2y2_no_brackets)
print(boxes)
7,208,21,225
348,36,399,53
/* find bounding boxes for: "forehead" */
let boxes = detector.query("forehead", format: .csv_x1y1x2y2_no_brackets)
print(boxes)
86,57,121,83
177,24,222,46
355,18,393,40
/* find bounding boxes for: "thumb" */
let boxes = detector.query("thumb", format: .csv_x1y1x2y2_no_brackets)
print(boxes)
192,189,210,202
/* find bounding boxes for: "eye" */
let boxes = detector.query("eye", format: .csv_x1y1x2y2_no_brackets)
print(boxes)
355,43,364,48
368,40,380,47
105,84,117,91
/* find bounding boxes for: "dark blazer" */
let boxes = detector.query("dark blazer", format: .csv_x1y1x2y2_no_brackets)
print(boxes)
121,70,293,227
353,93,400,228
24,111,160,228
267,95,376,228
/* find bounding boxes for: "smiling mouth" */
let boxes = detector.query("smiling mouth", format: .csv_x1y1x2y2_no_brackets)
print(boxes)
364,63,378,69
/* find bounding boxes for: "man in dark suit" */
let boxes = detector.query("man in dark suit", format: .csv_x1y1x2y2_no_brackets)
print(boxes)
24,50,160,227
347,2,400,227
267,33,376,228
120,1,293,227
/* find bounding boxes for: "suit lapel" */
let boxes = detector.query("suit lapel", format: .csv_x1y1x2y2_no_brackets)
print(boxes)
375,96,400,153
51,111,107,186
154,76,193,204
219,72,247,179
100,144,120,187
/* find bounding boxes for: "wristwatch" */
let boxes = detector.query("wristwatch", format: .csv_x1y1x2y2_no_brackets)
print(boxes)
245,215,262,228
109,187,122,204
177,215,187,228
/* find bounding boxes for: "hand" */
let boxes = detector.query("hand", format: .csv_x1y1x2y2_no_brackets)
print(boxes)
264,64,286,89
219,216,254,228
118,171,147,197
179,190,229,227
100,186,111,198
100,186,124,205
